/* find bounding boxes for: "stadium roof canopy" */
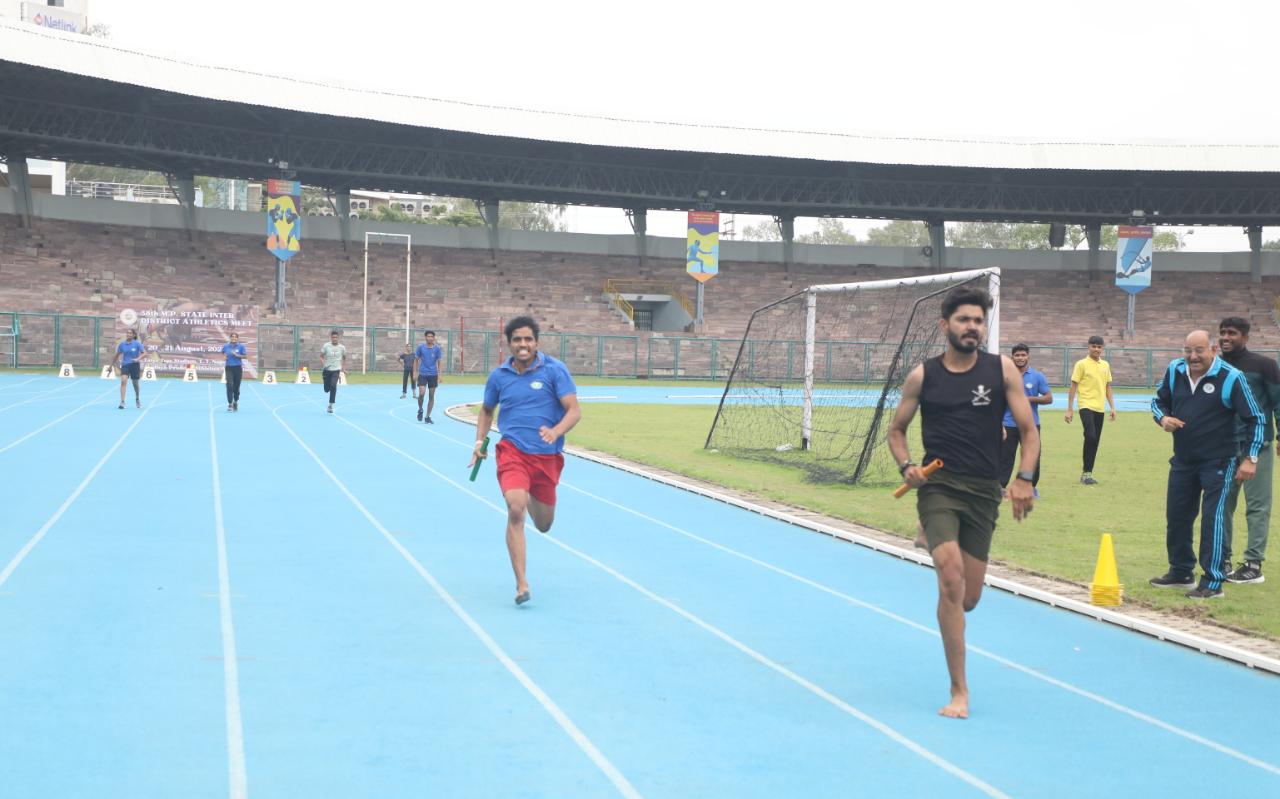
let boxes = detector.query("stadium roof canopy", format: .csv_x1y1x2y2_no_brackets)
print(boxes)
4,20,1280,226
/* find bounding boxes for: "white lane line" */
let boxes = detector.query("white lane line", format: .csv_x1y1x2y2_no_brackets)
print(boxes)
250,385,642,799
330,405,1007,798
0,388,115,455
0,377,41,392
0,382,171,590
207,385,249,799
561,483,1280,777
426,404,1280,776
0,379,77,411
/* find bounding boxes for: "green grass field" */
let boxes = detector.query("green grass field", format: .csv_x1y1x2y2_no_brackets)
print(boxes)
570,401,1280,640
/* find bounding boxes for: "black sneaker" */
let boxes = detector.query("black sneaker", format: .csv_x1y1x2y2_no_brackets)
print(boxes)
426,416,433,424
1226,561,1265,584
1082,474,1099,485
118,403,124,410
416,409,423,421
1149,572,1195,589
1185,585,1224,599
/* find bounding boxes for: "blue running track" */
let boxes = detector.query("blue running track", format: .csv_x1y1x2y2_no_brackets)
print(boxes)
0,374,1276,798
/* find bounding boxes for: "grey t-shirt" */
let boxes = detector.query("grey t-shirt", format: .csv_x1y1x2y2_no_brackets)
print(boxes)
322,342,346,371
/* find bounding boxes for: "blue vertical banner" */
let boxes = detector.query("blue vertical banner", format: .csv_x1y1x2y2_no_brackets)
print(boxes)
1115,225,1153,294
266,178,302,261
686,211,720,282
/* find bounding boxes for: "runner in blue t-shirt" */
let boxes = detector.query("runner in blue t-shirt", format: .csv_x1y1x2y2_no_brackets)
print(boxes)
469,316,581,605
999,343,1053,494
413,330,444,424
221,332,248,412
397,344,415,399
111,327,146,410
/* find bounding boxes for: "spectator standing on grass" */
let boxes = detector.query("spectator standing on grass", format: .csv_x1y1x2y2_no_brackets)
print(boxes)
1149,330,1263,599
999,343,1051,498
398,344,415,399
1217,316,1280,584
1064,335,1116,485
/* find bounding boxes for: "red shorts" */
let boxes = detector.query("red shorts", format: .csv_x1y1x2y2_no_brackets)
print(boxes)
495,439,564,505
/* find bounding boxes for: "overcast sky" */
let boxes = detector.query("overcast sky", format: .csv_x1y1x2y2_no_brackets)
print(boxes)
89,0,1280,250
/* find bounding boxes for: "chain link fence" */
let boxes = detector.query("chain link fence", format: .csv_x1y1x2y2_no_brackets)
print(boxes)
0,311,1252,387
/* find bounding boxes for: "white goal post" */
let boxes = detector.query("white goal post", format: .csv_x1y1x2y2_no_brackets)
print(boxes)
800,267,1001,448
362,231,412,374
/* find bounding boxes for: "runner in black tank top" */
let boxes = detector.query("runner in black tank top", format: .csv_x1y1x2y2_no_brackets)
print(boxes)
920,351,1007,481
886,284,1040,720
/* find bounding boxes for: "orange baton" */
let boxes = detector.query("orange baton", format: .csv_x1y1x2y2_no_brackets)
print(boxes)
893,458,943,499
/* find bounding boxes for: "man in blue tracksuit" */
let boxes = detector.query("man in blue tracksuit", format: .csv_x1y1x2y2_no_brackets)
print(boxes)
1149,330,1264,599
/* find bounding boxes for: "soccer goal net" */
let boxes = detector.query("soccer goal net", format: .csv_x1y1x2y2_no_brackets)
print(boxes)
704,268,1000,486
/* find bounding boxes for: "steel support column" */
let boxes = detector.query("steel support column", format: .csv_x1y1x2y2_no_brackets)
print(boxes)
1248,225,1263,284
928,220,946,270
174,174,196,240
628,208,648,269
335,191,352,251
6,155,32,228
481,199,500,253
778,215,795,271
1085,223,1102,276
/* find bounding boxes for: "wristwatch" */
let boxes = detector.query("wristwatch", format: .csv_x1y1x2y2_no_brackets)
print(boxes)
1249,454,1259,464
1015,470,1036,482
899,461,916,475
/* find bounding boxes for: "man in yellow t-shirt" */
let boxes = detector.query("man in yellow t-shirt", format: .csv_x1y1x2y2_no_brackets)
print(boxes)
1064,335,1117,484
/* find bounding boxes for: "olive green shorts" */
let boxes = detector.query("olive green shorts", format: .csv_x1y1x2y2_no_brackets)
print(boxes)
916,471,1001,562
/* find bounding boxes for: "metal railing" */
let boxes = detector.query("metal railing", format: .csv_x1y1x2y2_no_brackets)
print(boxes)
604,278,696,320
602,279,635,325
2,310,1266,387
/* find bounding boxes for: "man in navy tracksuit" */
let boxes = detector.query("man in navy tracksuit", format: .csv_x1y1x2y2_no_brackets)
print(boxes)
1149,330,1264,599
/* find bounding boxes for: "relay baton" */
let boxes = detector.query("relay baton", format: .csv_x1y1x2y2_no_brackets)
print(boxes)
893,458,943,499
469,436,491,482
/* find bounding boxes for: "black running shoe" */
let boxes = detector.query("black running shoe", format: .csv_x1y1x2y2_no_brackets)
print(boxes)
426,416,433,424
1149,572,1195,589
416,409,423,421
1226,561,1265,584
1185,585,1224,599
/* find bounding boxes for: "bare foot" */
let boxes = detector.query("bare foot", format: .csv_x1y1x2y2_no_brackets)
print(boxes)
938,693,969,719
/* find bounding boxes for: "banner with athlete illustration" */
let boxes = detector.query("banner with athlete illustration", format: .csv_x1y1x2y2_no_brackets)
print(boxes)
266,178,302,261
1115,225,1153,295
116,303,258,377
686,211,720,283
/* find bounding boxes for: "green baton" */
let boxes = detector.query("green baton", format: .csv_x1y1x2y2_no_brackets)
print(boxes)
469,436,491,482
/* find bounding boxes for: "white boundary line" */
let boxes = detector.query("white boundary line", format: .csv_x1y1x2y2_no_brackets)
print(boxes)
447,398,1277,676
0,382,171,590
0,379,77,411
249,385,642,799
0,388,114,455
436,402,1280,773
560,483,1280,776
207,385,249,799
344,404,1010,797
0,376,41,392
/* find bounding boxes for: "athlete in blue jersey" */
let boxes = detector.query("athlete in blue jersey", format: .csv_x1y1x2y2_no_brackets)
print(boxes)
112,328,146,410
221,332,247,412
413,330,444,424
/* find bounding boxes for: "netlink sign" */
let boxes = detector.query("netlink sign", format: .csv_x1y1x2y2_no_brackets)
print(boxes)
22,2,85,34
